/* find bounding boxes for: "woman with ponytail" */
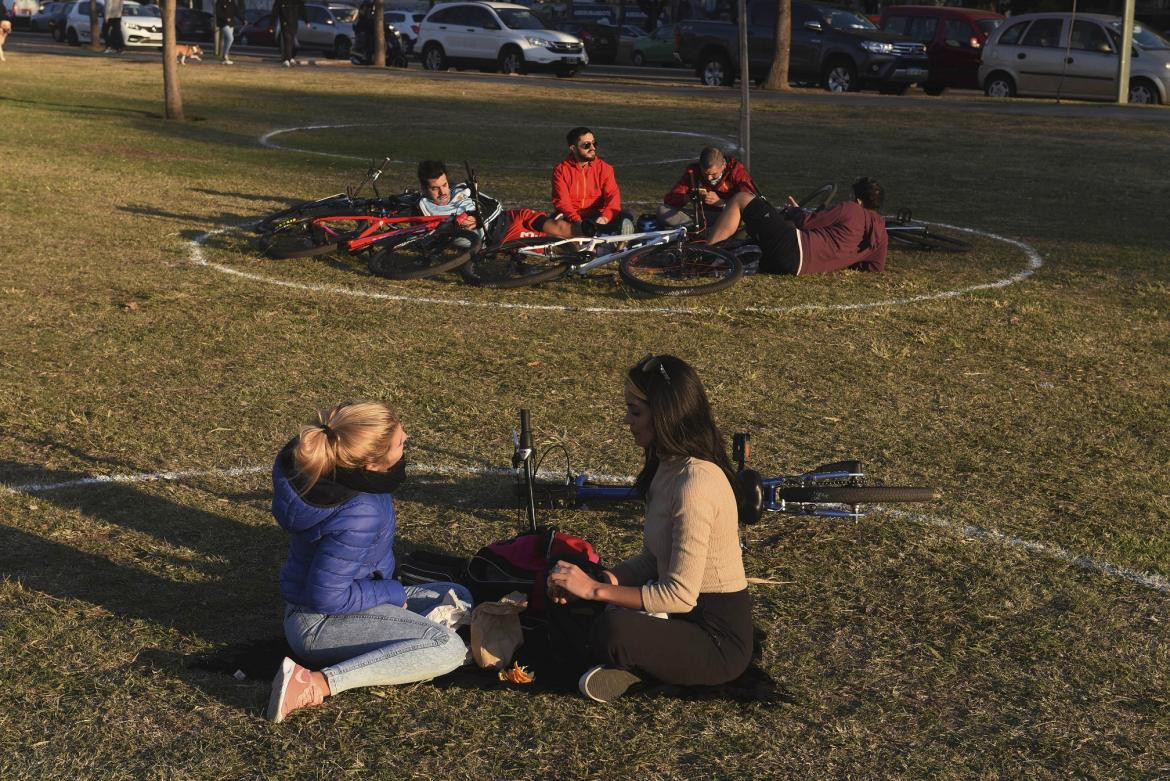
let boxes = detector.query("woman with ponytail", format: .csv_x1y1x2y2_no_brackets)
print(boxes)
548,355,752,702
266,401,470,723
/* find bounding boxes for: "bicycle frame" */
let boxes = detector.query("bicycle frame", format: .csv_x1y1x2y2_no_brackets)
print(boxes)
513,226,688,276
304,213,450,254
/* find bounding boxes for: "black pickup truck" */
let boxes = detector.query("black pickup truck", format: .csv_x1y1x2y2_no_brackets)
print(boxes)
676,0,930,93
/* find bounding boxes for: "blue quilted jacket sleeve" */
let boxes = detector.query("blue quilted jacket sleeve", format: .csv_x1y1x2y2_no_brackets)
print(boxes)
304,499,406,614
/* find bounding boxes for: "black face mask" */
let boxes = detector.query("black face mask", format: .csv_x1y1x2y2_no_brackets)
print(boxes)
334,456,408,495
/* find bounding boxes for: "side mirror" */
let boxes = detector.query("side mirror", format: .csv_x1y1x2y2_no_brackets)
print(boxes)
804,20,823,32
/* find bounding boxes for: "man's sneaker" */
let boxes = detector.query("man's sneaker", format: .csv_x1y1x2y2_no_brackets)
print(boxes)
282,59,291,67
618,216,635,236
222,58,233,65
578,665,641,703
267,657,326,723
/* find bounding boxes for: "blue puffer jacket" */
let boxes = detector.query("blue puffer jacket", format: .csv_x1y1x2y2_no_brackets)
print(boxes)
272,446,406,614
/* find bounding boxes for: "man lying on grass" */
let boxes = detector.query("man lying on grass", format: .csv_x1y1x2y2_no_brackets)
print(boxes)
414,159,583,246
706,177,888,276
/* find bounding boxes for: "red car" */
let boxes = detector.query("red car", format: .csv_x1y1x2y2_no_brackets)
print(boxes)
879,5,1004,94
238,13,277,47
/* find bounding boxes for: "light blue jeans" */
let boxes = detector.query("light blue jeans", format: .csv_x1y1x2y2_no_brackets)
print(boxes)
219,24,234,61
284,582,471,695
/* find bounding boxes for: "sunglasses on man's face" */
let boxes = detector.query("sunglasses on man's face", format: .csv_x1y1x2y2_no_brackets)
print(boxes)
577,140,598,149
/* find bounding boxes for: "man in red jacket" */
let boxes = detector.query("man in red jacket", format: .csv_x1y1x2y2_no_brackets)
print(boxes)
657,147,758,229
551,126,633,235
707,177,888,276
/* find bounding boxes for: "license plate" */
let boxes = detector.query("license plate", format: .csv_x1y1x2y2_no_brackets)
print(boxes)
908,68,927,78
563,57,580,64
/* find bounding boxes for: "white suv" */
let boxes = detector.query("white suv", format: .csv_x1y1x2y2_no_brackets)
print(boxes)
417,1,587,76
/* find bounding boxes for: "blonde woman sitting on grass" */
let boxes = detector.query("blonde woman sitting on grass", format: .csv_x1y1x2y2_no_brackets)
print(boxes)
266,401,470,722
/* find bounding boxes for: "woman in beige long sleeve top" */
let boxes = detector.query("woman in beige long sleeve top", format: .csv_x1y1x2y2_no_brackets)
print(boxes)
549,355,753,703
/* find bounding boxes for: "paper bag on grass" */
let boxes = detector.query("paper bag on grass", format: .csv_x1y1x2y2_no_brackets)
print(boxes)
470,591,528,670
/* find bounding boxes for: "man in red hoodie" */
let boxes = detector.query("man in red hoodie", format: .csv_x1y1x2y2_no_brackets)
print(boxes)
657,147,758,228
706,177,888,276
551,126,633,235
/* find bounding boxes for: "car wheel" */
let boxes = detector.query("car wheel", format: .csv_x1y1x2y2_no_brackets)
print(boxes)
632,50,645,66
698,52,732,87
823,59,857,92
53,26,64,41
498,45,524,75
333,36,350,60
422,42,446,71
239,33,250,45
923,83,945,96
984,72,1016,98
66,26,79,45
1128,77,1160,105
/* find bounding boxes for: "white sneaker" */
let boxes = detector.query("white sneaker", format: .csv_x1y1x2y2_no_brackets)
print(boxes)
282,59,291,67
578,665,641,703
222,58,233,65
103,47,114,53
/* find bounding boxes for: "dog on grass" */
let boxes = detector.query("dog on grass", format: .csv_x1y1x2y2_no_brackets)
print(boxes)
176,44,203,64
0,20,12,62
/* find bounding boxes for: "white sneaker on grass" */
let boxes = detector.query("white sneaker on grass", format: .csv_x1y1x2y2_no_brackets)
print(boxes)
578,665,641,703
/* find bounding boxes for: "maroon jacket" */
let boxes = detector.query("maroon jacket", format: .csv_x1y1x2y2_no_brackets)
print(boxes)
663,157,757,208
793,201,887,275
551,156,621,222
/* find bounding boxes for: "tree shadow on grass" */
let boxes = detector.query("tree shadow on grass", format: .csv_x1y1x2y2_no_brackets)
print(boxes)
0,94,162,119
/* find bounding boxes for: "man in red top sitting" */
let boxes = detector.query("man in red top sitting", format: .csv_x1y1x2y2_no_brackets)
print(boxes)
706,177,888,276
657,147,758,228
551,126,633,235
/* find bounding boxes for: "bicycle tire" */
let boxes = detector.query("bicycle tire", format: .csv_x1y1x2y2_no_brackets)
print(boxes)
887,229,972,253
259,213,372,259
779,485,938,504
619,243,743,296
460,238,573,288
798,183,836,210
368,228,480,280
256,193,417,234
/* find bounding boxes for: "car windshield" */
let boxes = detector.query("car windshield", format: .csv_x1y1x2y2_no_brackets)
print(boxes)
821,9,877,31
977,18,1001,35
1108,21,1170,50
331,6,357,22
496,8,544,30
125,5,160,16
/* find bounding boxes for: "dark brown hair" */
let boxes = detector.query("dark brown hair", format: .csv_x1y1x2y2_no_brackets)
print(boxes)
626,355,736,497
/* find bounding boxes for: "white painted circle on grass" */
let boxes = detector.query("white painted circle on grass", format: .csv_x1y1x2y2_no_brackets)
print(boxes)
259,122,741,168
187,222,1043,317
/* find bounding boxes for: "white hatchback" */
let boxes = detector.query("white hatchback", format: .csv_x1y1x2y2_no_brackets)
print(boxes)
417,1,587,76
979,12,1170,104
64,1,162,48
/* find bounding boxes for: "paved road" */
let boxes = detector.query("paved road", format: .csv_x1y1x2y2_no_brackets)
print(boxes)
8,31,1168,123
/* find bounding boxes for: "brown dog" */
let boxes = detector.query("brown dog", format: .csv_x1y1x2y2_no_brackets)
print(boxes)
0,20,12,62
176,43,203,64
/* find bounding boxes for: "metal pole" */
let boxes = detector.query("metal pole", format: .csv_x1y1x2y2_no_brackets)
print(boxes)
1116,0,1136,104
737,0,750,169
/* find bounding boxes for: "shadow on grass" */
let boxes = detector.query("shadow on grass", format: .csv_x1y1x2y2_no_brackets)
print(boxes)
0,94,162,119
118,203,258,228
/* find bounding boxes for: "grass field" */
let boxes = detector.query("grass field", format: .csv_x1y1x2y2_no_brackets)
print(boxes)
1,52,1169,779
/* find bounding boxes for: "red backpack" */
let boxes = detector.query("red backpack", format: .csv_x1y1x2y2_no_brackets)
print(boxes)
466,527,600,613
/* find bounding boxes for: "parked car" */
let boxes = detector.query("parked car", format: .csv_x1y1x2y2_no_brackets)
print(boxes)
631,22,677,66
384,8,423,50
274,2,355,58
979,12,1170,105
8,0,39,28
880,5,1003,94
30,0,69,39
238,12,277,46
418,1,587,76
64,0,161,47
676,0,929,93
555,19,616,64
174,6,214,42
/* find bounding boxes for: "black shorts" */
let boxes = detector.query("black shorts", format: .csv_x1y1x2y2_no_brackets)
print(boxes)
741,196,801,275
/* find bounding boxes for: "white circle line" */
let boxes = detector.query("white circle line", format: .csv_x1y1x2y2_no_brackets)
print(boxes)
6,463,1164,596
188,223,1043,316
258,122,740,168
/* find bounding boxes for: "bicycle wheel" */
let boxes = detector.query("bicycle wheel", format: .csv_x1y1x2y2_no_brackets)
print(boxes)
259,214,370,259
255,193,416,235
619,243,743,296
887,228,972,253
798,183,836,209
368,228,480,280
460,238,573,289
779,485,938,504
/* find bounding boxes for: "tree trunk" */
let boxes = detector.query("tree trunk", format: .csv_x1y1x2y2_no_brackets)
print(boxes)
88,0,102,50
162,0,185,120
374,0,385,67
761,0,791,90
